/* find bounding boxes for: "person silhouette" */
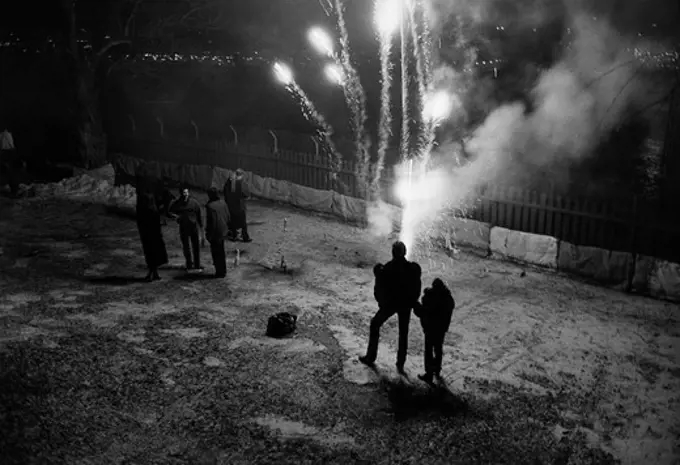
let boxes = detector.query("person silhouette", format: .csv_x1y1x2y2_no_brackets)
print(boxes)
359,241,422,374
414,278,455,383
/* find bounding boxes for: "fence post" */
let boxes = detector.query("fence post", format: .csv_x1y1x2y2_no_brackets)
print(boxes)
311,136,319,158
156,117,164,138
128,114,136,134
190,120,199,141
229,125,238,146
269,130,279,154
625,195,639,293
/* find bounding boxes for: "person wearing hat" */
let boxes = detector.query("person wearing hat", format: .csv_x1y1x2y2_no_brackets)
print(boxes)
359,241,422,374
223,168,252,242
205,187,231,278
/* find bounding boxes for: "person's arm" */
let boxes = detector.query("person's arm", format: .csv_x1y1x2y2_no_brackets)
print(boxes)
193,200,203,229
411,264,422,307
167,197,178,217
204,207,215,240
224,202,231,225
242,180,250,199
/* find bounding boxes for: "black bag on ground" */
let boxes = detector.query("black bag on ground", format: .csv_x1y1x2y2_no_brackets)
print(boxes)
266,312,298,338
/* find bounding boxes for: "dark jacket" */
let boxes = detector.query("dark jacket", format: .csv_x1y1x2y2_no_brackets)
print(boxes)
414,285,455,335
135,188,168,269
169,196,203,232
223,178,250,213
205,199,231,242
373,258,422,310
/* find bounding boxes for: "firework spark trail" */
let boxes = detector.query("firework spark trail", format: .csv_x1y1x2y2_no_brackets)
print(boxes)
333,0,370,192
289,84,341,172
410,0,437,171
417,0,434,88
372,33,394,198
407,1,427,110
292,85,353,193
400,5,410,163
407,0,434,168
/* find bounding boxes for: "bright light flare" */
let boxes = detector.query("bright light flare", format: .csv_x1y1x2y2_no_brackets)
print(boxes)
374,0,402,38
273,62,294,86
324,63,344,85
394,175,432,202
422,90,454,124
307,27,335,57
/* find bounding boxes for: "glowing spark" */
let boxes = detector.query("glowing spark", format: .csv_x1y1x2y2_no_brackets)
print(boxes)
371,3,395,198
374,0,402,38
273,62,294,85
398,158,417,256
324,63,344,85
422,90,454,124
307,27,335,57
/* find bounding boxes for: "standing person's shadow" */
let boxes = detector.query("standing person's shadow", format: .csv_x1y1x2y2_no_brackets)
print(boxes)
86,276,150,286
172,272,218,281
367,364,469,421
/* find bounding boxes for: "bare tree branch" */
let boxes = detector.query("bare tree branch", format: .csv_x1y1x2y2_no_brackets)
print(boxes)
124,0,142,37
93,39,131,69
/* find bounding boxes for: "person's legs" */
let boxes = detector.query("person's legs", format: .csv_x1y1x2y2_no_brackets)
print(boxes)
240,212,251,242
227,219,238,241
424,332,434,375
211,240,226,277
217,239,226,276
418,331,435,383
396,308,412,370
360,306,395,364
189,228,201,269
180,232,192,269
433,331,446,376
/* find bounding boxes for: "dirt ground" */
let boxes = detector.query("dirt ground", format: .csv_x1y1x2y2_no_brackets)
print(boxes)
0,193,678,465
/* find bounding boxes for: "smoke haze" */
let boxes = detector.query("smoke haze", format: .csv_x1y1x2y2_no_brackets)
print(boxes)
368,1,674,245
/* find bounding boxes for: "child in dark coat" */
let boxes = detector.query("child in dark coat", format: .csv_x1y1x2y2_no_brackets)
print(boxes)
414,278,455,383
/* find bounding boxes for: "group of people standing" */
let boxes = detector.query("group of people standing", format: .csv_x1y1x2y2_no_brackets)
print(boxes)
360,241,455,384
136,169,453,381
135,167,252,282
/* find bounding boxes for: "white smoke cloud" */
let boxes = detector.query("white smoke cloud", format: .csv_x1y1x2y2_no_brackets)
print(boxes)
366,200,396,237
428,0,566,31
388,10,670,250
444,13,655,195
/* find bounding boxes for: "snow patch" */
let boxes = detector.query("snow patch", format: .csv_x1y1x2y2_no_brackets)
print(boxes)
110,248,137,257
0,304,19,317
251,415,356,447
160,328,207,339
66,313,119,329
6,293,42,305
203,356,225,367
12,258,30,268
84,263,110,277
228,336,326,353
52,303,82,310
328,324,413,385
117,329,147,344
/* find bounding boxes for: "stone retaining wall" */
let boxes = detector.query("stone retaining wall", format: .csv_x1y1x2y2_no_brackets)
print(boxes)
108,155,680,303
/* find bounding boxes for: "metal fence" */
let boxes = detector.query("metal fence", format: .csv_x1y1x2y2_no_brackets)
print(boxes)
111,134,680,263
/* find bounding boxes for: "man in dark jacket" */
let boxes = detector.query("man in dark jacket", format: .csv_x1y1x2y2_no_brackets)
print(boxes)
205,187,231,278
154,179,177,224
223,168,252,242
169,185,204,270
414,278,455,383
359,241,422,373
